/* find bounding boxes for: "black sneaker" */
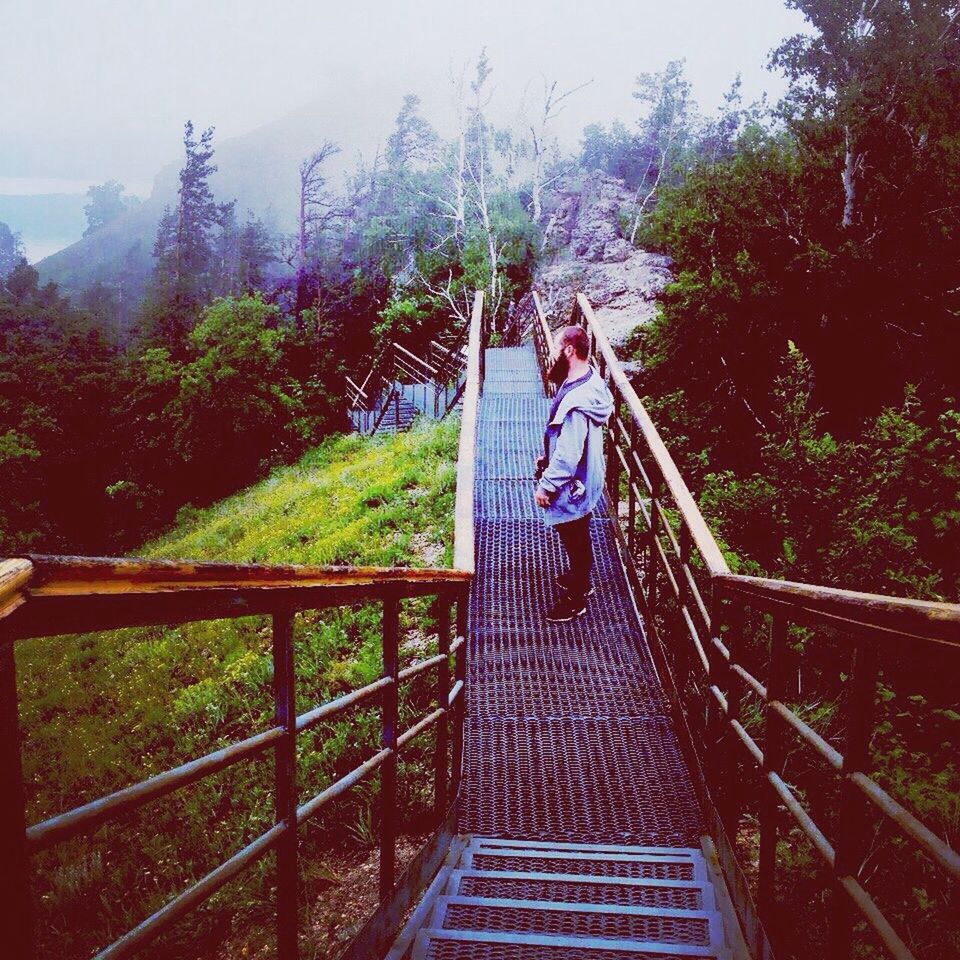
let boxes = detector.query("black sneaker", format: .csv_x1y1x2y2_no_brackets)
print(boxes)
555,574,596,598
546,598,588,622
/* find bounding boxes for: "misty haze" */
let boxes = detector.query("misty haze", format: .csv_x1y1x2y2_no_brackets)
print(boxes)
1,3,958,960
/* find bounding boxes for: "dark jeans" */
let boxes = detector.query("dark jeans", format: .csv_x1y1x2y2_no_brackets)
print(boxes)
555,513,593,601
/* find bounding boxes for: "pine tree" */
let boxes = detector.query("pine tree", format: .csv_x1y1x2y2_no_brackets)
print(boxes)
143,122,234,353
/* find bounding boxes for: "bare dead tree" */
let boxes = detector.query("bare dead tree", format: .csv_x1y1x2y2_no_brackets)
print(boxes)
529,77,592,223
297,141,341,273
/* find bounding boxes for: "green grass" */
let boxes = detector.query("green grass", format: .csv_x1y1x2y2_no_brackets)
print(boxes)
15,418,461,959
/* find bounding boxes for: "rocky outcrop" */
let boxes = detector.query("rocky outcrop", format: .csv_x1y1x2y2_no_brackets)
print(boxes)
537,172,671,346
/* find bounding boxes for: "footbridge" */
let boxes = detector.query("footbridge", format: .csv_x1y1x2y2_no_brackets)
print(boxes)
1,291,958,960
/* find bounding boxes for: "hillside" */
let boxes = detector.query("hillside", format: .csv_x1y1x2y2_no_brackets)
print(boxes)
15,418,459,960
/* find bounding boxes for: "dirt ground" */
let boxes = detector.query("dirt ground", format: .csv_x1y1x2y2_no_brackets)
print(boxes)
214,836,424,960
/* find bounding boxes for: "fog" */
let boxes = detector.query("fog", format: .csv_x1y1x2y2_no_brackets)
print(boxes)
2,0,807,189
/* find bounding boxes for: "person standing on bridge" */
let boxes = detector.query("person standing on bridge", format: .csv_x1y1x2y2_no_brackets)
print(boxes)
534,325,614,622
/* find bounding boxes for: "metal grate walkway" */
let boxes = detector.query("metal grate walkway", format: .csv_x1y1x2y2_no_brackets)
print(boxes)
462,346,703,847
386,347,739,959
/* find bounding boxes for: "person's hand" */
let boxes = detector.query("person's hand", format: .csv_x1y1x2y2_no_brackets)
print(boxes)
534,488,551,508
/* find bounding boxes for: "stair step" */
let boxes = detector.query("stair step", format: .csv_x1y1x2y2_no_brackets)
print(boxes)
447,870,715,912
462,850,707,883
467,838,703,859
430,896,724,949
412,928,732,959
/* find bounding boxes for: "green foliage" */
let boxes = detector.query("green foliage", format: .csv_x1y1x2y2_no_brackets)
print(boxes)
83,180,128,237
17,417,460,959
0,219,24,278
630,11,960,955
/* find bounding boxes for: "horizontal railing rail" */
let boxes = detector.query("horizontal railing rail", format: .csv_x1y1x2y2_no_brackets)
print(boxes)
532,290,960,960
0,291,487,960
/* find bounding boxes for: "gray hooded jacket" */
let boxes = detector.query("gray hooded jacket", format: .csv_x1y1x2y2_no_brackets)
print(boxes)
536,367,614,526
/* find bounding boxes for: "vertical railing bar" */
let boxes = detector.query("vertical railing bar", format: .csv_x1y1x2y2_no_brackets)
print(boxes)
759,614,788,932
434,597,451,822
627,417,637,558
606,398,620,516
272,609,298,960
451,591,468,801
721,599,747,840
830,640,880,958
647,473,662,625
0,639,35,960
379,596,400,902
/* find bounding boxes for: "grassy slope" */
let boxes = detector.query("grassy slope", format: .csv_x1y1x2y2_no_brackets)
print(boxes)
16,418,460,959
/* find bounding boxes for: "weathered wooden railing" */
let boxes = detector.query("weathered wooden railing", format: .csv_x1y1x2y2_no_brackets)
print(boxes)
0,292,486,960
538,291,960,960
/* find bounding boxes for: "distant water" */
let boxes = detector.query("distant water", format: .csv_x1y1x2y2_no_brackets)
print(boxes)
24,239,72,263
0,177,151,263
0,177,95,196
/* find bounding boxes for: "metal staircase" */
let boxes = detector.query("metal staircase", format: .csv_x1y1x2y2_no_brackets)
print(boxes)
347,335,469,436
391,837,737,959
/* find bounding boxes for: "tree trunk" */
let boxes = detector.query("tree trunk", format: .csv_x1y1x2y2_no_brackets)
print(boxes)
841,125,859,229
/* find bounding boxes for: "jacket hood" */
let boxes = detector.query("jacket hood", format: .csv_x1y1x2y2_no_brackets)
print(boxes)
550,368,614,426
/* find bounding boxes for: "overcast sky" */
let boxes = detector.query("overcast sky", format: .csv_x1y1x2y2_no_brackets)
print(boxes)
1,0,808,194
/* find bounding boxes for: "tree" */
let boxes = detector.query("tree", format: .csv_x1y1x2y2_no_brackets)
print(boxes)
146,122,234,351
237,214,277,292
83,180,126,236
174,123,234,289
629,60,695,243
169,294,310,498
386,94,437,172
0,221,24,279
296,141,341,310
528,77,591,222
773,1,960,230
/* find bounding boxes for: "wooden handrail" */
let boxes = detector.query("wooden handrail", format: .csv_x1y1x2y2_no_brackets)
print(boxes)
453,290,484,573
575,293,730,576
716,573,960,648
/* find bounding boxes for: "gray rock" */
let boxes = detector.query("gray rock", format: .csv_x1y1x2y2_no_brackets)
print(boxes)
536,173,672,347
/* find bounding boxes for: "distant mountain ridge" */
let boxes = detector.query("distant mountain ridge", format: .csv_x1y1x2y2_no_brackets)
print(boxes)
35,89,400,311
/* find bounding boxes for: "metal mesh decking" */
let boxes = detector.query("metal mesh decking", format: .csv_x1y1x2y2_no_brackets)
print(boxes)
461,346,703,845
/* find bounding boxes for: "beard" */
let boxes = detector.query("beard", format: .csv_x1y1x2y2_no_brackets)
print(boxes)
547,351,570,386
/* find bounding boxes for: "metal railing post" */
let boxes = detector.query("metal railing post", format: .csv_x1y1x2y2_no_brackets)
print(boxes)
605,397,620,514
719,600,746,841
379,597,400,902
0,640,35,960
647,473,662,624
272,610,298,960
627,420,637,558
758,615,788,933
434,598,451,821
451,591,468,800
830,641,880,957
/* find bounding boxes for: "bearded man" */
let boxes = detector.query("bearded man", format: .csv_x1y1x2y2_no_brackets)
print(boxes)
534,325,614,622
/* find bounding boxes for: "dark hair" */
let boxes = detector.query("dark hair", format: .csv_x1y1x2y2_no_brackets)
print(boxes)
558,325,590,360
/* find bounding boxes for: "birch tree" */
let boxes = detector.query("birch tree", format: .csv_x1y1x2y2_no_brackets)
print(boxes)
628,61,693,244
297,141,341,275
528,77,591,223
